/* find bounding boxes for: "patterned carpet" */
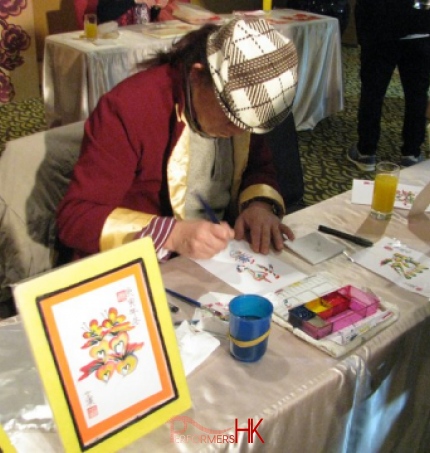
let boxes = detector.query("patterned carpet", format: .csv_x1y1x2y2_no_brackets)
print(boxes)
299,45,417,205
0,46,417,208
0,97,47,150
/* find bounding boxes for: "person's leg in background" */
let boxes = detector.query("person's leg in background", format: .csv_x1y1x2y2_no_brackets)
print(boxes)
348,40,398,171
398,37,430,166
357,41,399,154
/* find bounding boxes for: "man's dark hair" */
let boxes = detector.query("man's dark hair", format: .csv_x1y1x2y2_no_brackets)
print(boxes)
139,23,219,77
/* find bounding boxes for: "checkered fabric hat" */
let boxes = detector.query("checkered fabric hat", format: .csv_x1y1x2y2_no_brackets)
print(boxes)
207,18,298,134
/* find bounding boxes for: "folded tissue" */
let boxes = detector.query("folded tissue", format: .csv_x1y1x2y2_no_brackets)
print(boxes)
175,321,220,375
98,21,120,39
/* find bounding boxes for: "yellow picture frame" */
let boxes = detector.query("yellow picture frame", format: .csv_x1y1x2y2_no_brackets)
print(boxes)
13,238,191,452
0,423,16,453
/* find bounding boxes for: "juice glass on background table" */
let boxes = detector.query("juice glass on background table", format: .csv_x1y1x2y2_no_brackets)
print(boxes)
370,161,400,220
84,13,98,41
263,0,273,11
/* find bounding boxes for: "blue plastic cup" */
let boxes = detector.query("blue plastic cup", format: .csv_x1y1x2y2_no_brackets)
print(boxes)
228,294,273,362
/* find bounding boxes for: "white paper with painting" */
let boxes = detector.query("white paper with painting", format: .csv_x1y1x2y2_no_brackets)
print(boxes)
194,240,306,294
52,274,162,427
352,236,430,298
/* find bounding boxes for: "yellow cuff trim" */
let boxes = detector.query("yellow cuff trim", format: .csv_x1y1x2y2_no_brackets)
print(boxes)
239,185,285,217
228,329,270,348
100,208,155,252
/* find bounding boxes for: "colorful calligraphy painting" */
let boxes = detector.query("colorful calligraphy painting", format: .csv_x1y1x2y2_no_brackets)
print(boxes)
236,263,280,282
47,273,167,430
352,237,430,298
79,306,144,383
396,189,416,207
230,247,280,282
380,253,428,280
194,240,305,294
230,248,255,265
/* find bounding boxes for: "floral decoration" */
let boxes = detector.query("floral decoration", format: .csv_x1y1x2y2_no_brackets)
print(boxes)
0,0,31,103
79,307,144,383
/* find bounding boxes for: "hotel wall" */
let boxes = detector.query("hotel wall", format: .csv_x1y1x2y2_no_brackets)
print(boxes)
1,1,39,103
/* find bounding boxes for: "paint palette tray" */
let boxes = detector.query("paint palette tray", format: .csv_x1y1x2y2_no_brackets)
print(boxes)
288,285,380,340
267,274,399,357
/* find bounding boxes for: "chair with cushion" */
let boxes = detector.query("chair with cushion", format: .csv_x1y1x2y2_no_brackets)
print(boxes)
0,122,85,307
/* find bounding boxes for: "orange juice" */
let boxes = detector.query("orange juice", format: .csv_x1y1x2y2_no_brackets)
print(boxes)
263,0,273,11
371,173,398,217
85,22,98,40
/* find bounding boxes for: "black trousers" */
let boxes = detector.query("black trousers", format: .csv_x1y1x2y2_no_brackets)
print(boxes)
357,37,430,157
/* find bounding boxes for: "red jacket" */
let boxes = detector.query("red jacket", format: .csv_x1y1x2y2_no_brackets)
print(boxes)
57,64,284,258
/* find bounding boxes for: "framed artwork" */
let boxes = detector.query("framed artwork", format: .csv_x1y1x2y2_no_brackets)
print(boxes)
13,238,191,452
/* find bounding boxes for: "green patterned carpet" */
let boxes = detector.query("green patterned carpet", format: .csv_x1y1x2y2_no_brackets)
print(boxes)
0,97,47,151
0,46,419,207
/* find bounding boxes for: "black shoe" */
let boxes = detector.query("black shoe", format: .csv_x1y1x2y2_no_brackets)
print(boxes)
400,154,425,167
347,144,376,171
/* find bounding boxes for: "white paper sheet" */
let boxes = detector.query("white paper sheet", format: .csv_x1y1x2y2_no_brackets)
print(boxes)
352,236,430,298
351,179,430,211
193,240,306,295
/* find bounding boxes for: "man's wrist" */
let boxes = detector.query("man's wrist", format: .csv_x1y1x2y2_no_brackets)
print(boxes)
241,197,282,217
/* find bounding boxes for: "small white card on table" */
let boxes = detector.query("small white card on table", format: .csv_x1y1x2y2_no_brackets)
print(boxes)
284,232,345,265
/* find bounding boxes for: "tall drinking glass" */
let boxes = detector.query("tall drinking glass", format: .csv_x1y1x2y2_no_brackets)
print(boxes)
263,0,273,11
370,161,400,220
84,13,98,41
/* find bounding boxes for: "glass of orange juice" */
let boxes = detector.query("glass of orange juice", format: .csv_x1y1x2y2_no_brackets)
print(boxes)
263,0,273,11
370,161,400,220
84,13,98,41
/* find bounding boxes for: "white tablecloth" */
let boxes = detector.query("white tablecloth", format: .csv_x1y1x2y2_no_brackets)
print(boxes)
42,10,344,131
1,160,430,452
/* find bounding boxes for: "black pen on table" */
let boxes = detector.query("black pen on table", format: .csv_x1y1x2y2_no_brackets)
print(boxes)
195,193,220,224
318,225,373,247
